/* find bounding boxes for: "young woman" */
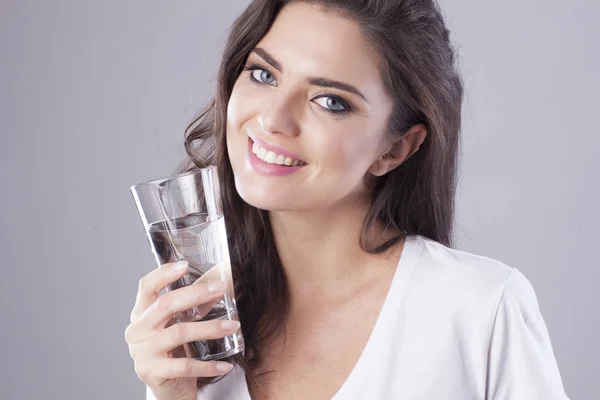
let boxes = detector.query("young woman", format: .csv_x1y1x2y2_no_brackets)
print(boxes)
125,1,569,399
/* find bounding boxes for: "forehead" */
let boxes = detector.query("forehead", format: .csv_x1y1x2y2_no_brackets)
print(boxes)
255,2,385,96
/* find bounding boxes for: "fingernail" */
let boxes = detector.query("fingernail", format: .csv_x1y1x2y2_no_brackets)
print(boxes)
171,260,188,272
207,281,227,293
216,362,233,373
221,320,241,331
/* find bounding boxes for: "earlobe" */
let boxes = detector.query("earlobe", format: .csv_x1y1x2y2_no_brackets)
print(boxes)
368,159,387,177
368,150,405,177
368,124,427,176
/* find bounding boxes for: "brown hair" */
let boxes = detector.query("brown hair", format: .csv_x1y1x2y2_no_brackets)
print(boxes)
177,0,463,392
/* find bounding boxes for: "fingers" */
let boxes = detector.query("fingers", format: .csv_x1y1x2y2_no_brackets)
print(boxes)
139,279,227,329
152,320,241,355
136,358,234,382
130,260,190,323
125,261,238,388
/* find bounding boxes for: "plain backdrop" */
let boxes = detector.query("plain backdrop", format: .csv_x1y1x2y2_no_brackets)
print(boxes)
1,0,597,399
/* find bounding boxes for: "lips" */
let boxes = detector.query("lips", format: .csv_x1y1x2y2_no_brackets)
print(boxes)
251,141,307,167
246,137,308,177
247,133,306,164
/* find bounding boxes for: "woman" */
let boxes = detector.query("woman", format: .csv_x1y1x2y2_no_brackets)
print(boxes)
125,0,569,399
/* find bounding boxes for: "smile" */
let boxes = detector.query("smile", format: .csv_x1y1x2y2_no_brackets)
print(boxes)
251,141,307,167
247,137,308,177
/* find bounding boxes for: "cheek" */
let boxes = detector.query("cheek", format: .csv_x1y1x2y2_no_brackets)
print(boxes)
226,80,257,158
227,79,251,130
316,122,380,171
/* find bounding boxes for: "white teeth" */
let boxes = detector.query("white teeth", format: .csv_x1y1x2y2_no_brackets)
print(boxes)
257,147,267,159
265,151,277,163
251,140,304,167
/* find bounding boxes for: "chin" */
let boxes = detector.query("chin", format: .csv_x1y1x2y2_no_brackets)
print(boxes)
232,176,297,212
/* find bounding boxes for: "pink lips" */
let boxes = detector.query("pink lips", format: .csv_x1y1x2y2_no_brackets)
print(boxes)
247,133,306,163
247,137,307,177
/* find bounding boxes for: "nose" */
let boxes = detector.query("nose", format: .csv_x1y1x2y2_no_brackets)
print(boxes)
257,91,301,137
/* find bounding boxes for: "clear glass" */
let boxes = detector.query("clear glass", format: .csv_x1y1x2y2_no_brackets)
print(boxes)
129,167,244,361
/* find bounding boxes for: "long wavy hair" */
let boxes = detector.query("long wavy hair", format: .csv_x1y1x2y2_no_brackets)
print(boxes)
176,0,463,392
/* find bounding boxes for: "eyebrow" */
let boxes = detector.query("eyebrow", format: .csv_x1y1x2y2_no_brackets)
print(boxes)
250,47,368,102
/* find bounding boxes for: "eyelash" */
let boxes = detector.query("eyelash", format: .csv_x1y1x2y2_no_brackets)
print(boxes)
242,64,353,115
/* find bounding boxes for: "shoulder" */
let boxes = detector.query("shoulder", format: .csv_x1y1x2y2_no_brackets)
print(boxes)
410,235,517,295
398,236,568,398
404,235,536,321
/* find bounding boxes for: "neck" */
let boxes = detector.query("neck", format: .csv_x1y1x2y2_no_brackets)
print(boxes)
268,192,402,303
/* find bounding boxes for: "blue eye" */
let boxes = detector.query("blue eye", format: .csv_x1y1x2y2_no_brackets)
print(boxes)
313,95,351,114
243,64,351,115
249,67,276,86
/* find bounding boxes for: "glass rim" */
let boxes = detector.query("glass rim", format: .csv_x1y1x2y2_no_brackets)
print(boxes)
129,165,217,191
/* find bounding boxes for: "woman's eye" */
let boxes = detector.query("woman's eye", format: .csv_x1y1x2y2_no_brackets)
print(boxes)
250,68,276,86
313,96,350,113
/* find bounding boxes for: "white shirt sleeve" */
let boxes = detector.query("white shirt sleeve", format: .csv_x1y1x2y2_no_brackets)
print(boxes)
486,269,569,400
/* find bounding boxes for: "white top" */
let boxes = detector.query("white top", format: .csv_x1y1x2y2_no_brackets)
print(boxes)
147,234,569,399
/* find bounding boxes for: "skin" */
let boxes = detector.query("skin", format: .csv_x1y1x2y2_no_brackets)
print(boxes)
226,3,427,399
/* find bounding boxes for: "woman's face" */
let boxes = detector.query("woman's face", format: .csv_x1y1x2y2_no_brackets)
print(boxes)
226,2,394,212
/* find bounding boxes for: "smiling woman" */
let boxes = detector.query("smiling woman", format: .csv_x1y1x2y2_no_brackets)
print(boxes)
226,4,407,213
124,1,569,399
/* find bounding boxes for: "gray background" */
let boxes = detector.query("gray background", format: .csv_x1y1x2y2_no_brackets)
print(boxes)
0,0,597,398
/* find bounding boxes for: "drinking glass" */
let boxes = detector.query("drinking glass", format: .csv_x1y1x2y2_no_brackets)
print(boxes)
130,167,244,361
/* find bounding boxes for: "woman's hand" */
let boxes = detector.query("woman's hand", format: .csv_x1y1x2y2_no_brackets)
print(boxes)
125,261,239,400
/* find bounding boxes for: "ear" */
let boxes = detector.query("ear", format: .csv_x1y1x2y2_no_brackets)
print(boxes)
368,124,427,177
